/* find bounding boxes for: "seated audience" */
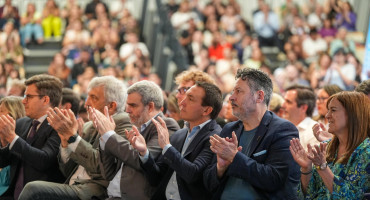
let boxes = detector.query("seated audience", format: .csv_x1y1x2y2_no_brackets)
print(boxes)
290,91,370,199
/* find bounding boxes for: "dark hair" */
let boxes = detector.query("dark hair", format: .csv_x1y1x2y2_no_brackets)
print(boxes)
62,88,80,116
323,84,343,96
195,81,222,119
355,80,370,95
285,84,316,117
235,68,273,106
25,74,63,107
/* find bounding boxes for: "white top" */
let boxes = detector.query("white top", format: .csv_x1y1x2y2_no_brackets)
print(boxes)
297,117,320,151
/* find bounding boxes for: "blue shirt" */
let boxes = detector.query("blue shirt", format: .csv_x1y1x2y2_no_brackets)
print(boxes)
221,128,261,200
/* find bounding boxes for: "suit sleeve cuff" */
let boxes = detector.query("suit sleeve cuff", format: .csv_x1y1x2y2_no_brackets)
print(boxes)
9,135,19,150
99,130,116,150
162,144,172,155
139,149,150,163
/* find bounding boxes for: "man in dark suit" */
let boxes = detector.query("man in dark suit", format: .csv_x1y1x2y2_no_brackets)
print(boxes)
0,74,65,200
19,76,132,200
204,68,300,199
91,80,180,199
126,81,223,200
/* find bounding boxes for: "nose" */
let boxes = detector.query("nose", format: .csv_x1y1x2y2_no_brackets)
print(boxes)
22,98,27,104
125,105,131,113
85,97,91,107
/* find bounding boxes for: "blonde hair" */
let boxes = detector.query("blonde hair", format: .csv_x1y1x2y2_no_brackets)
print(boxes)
0,96,25,120
326,92,370,164
175,70,215,85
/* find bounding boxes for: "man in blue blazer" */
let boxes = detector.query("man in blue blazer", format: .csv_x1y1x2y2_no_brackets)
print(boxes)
0,75,65,200
204,68,300,200
127,81,223,200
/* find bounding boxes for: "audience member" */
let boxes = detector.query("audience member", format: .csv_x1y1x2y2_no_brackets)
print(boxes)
48,53,70,87
253,2,280,47
20,3,43,47
334,1,356,31
127,81,223,199
269,92,285,118
290,91,369,199
92,80,179,199
41,0,62,39
0,74,65,200
204,68,300,199
7,79,25,97
282,85,320,150
324,48,356,90
0,96,25,196
19,76,132,200
0,0,19,29
313,84,342,126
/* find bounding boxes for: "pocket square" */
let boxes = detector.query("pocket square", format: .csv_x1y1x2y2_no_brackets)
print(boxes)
253,150,267,157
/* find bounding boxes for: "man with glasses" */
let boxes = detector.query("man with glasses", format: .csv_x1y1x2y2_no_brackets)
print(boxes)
174,70,227,128
281,84,320,151
0,74,65,200
174,70,216,106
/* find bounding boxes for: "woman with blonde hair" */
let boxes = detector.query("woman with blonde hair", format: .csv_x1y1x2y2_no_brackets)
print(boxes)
290,91,369,199
0,96,25,196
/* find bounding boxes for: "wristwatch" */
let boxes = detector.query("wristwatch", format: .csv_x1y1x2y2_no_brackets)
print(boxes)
67,134,78,144
315,162,328,170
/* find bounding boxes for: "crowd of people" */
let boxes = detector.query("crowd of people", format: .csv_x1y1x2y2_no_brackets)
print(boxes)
0,0,369,199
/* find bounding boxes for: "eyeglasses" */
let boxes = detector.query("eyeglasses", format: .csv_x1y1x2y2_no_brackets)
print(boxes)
317,97,329,103
177,87,191,95
24,94,44,101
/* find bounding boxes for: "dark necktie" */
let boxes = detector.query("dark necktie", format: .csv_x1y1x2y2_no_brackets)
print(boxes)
26,120,40,142
14,120,40,199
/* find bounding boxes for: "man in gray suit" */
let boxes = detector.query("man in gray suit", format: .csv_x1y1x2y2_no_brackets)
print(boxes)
91,80,180,200
19,76,132,200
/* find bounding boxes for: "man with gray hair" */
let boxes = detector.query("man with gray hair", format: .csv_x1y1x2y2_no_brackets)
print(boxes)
19,76,132,200
91,80,180,199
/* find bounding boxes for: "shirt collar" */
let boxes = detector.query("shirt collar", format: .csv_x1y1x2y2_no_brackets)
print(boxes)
141,112,161,132
297,117,315,130
185,119,211,133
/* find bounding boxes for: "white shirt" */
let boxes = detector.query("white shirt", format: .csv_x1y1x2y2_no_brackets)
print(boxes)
297,117,320,151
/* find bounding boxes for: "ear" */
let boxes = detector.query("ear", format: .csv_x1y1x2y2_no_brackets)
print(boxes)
203,106,213,116
255,90,265,103
147,102,155,113
108,101,117,115
43,96,50,105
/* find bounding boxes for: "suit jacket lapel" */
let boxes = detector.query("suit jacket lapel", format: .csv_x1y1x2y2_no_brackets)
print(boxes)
27,120,51,145
20,119,33,140
183,120,215,157
248,111,272,156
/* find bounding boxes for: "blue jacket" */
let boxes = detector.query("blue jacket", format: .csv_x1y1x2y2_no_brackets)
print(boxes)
204,111,300,200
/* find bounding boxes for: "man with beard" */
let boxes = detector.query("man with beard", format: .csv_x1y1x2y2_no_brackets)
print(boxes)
204,68,300,199
92,80,180,199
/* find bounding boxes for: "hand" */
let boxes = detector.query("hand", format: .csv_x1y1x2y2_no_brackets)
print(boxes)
77,118,84,137
313,123,332,142
47,108,78,138
289,138,312,169
0,115,17,143
210,132,240,163
90,106,116,135
307,143,327,166
151,117,170,149
125,126,147,156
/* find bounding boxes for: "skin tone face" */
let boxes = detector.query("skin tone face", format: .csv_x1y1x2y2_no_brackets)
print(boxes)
85,86,106,113
316,89,330,117
179,85,209,127
229,78,257,120
282,90,305,126
22,84,49,119
325,98,348,136
175,80,195,107
125,92,149,127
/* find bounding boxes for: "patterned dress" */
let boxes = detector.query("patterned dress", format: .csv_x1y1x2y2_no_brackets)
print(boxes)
299,137,370,199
